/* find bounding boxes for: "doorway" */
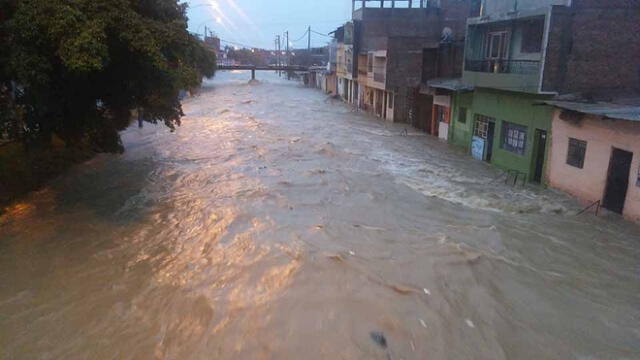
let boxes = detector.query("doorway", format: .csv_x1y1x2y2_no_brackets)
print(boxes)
602,148,633,214
486,122,496,162
532,129,547,183
473,115,496,162
416,94,433,132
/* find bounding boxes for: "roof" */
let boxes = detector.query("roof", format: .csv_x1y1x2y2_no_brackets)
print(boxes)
426,78,474,92
542,100,640,122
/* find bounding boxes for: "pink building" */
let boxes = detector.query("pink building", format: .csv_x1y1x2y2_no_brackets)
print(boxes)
545,101,640,221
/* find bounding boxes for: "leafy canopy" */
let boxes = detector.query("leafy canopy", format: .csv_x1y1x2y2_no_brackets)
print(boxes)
0,0,216,152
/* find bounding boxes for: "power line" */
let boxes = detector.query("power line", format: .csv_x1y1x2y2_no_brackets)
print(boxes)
291,29,310,43
310,29,332,38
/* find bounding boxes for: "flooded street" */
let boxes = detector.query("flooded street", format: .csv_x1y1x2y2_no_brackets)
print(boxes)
1,72,640,359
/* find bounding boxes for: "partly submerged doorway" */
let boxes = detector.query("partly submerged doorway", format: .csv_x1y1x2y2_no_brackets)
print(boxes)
602,148,633,214
532,129,548,183
472,115,496,162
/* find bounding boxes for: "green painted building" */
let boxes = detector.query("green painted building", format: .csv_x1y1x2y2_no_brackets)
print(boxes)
445,1,565,184
448,89,553,183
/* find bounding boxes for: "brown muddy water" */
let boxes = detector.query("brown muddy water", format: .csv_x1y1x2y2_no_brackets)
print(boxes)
1,72,639,359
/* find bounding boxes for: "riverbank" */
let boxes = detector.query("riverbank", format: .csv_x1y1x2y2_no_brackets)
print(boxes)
0,138,95,212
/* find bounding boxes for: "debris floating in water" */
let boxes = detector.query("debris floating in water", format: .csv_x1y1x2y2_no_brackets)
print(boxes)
369,331,388,349
465,319,475,328
349,250,355,256
419,319,427,328
423,288,431,295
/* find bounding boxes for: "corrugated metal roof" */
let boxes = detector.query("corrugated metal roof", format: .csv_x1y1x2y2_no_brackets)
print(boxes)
543,100,640,122
425,78,474,92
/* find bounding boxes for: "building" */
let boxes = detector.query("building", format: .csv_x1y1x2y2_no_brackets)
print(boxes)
544,100,640,220
321,38,339,96
204,33,221,58
333,23,358,104
351,0,477,123
447,0,640,184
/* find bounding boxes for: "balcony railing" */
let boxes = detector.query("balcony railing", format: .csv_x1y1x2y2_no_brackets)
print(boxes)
465,59,540,75
373,72,385,83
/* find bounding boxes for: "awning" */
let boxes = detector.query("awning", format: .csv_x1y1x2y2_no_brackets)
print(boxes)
542,100,640,122
425,78,474,92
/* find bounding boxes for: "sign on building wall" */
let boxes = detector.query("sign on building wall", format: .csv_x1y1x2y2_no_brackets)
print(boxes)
433,95,451,107
439,122,449,141
472,136,486,160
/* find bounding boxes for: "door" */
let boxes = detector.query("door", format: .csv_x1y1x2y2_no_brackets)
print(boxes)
417,94,433,132
602,148,633,214
532,130,547,183
472,115,495,162
486,122,496,162
485,31,509,72
375,90,383,117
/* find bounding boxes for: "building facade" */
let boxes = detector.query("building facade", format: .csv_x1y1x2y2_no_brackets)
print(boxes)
352,0,476,123
448,0,640,184
545,103,640,220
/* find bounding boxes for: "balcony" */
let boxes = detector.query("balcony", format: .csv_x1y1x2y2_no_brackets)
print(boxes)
366,51,387,89
462,10,549,93
465,59,540,75
463,59,541,93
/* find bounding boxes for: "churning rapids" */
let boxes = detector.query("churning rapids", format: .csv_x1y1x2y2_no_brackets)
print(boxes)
1,72,639,359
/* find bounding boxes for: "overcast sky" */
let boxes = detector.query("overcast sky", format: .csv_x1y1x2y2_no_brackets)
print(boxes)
184,0,352,50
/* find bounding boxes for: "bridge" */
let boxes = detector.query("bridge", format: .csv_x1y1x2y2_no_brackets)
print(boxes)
216,65,310,80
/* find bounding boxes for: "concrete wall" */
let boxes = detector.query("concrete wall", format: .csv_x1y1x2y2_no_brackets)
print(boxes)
449,91,474,149
356,1,472,52
542,4,640,94
547,112,640,221
323,73,338,96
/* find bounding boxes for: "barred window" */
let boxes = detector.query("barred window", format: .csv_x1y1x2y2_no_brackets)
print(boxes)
566,138,587,168
474,115,492,139
501,121,527,155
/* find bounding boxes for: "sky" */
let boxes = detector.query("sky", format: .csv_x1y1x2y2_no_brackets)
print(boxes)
183,0,353,50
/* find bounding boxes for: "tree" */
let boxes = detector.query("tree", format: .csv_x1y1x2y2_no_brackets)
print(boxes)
0,0,216,153
226,47,268,67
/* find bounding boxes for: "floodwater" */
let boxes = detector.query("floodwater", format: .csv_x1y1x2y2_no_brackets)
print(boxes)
1,71,639,359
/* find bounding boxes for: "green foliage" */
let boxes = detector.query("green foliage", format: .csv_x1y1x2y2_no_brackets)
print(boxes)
225,46,269,67
0,0,216,153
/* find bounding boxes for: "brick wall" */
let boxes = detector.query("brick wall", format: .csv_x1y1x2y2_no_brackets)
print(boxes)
542,4,640,95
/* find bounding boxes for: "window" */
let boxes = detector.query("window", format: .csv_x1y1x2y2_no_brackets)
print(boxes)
368,53,373,73
388,93,394,109
474,115,494,139
458,107,467,124
521,19,544,53
501,121,527,155
566,138,587,168
637,166,640,187
485,31,509,59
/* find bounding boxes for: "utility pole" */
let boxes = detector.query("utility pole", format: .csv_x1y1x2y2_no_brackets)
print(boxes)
275,35,281,76
307,26,311,66
285,31,290,79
